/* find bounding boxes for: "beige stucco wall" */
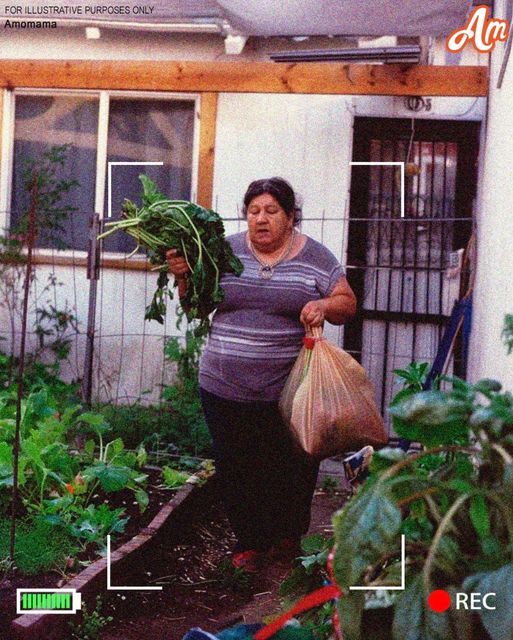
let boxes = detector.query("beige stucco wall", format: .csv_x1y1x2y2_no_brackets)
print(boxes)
467,1,513,389
0,25,495,402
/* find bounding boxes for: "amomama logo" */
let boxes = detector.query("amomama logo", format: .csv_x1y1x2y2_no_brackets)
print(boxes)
428,589,497,613
446,5,509,53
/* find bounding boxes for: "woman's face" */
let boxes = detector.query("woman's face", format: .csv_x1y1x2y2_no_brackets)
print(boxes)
246,192,293,252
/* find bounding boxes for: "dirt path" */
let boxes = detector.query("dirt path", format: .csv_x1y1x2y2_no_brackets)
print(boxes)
100,464,350,640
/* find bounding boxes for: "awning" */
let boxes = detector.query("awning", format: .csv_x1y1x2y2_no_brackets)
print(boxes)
0,0,475,37
216,0,475,37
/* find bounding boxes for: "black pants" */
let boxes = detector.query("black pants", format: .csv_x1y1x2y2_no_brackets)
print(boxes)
200,387,319,552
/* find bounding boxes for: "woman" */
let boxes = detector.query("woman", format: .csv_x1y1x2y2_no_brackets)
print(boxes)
167,177,357,572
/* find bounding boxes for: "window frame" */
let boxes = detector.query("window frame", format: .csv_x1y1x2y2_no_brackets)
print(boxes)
0,87,201,261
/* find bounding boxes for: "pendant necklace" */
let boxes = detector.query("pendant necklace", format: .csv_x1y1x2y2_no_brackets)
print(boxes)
247,230,296,279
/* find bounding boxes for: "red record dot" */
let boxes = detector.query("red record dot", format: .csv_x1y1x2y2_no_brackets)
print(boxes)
428,589,451,613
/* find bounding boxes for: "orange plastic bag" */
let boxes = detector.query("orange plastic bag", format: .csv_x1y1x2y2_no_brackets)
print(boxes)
279,326,387,459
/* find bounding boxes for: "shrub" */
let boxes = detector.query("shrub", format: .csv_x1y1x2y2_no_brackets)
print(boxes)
333,372,513,640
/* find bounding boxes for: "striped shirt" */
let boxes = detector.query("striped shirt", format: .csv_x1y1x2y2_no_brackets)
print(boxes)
199,231,345,402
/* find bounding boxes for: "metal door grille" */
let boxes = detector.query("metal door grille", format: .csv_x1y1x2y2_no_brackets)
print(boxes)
344,118,479,422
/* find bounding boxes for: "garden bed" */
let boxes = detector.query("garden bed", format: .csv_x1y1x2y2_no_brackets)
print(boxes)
8,469,212,640
97,476,349,640
8,472,348,640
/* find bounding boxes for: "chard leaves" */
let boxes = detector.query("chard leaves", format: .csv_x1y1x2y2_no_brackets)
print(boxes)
99,175,243,335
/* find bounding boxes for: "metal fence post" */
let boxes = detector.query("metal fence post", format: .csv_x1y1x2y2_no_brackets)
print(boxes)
81,213,101,407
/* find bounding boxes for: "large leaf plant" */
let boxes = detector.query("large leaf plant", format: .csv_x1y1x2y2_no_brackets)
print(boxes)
333,366,513,640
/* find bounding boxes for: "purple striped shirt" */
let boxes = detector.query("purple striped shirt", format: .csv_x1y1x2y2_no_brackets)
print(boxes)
199,231,345,402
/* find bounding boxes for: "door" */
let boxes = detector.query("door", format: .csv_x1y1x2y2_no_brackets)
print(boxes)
344,117,479,426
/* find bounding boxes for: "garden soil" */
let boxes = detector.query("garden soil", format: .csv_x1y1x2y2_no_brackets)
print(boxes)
99,464,350,640
0,469,172,634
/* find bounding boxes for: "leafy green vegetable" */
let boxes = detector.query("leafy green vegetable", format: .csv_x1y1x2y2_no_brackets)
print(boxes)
464,564,513,640
97,175,244,334
68,504,128,548
332,369,513,640
161,465,189,489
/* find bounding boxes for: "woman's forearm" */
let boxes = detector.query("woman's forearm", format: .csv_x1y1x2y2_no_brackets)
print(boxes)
177,276,187,299
320,293,356,325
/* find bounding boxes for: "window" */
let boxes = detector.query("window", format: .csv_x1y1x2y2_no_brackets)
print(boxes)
10,95,98,250
104,98,195,253
6,91,197,252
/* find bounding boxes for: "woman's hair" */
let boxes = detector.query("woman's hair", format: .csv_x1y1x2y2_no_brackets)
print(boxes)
241,177,302,226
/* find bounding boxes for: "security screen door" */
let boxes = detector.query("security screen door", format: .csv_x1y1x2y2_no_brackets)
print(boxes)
344,117,480,425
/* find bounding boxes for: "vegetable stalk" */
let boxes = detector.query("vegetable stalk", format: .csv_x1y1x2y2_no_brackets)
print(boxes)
97,175,243,336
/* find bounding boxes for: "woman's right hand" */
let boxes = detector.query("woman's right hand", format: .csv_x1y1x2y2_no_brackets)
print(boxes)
166,249,190,280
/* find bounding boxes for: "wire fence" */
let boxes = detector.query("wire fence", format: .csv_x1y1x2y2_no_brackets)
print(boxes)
1,207,466,436
1,210,344,403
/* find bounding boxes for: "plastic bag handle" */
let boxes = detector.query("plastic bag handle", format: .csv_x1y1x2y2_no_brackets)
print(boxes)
303,325,324,349
310,326,323,339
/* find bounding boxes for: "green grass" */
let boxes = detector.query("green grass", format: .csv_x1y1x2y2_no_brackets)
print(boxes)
0,517,78,575
95,402,212,457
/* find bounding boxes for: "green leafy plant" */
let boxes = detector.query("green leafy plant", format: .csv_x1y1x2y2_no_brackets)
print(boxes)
76,412,149,513
67,504,128,550
332,372,513,640
279,535,334,640
161,465,189,489
93,402,173,450
16,144,79,249
502,314,513,355
68,596,113,640
0,353,79,406
161,327,211,456
0,144,81,383
0,385,147,555
32,274,80,366
0,517,77,575
390,361,430,404
97,174,244,332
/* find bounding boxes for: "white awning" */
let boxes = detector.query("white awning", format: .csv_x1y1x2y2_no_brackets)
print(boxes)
216,0,475,37
0,0,475,37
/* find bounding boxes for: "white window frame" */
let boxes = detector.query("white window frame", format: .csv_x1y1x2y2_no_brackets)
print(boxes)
0,88,201,259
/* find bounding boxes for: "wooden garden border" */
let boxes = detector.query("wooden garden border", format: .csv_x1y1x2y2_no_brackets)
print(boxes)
11,476,219,640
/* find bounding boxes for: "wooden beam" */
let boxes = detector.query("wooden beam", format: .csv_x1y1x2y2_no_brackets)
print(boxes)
196,93,218,209
0,60,488,97
0,90,3,141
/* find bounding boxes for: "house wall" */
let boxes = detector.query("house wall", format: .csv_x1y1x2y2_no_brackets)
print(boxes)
467,0,513,390
0,29,490,402
0,29,487,65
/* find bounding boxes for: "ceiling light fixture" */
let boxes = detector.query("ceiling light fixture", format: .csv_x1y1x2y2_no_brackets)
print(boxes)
85,26,101,39
224,33,248,54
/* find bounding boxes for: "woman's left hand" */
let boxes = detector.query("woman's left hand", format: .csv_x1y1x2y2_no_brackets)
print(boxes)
300,300,326,328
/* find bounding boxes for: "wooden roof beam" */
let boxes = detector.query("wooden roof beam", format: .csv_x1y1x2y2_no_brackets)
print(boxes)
0,60,487,97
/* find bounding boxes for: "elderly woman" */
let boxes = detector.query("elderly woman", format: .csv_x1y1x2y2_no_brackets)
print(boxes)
167,177,356,572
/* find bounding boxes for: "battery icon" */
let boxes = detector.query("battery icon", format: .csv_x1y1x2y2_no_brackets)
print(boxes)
17,588,82,615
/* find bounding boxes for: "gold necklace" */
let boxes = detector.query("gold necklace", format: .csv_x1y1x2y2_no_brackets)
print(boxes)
247,230,296,279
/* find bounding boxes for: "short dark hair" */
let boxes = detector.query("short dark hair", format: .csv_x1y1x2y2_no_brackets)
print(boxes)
242,177,302,226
